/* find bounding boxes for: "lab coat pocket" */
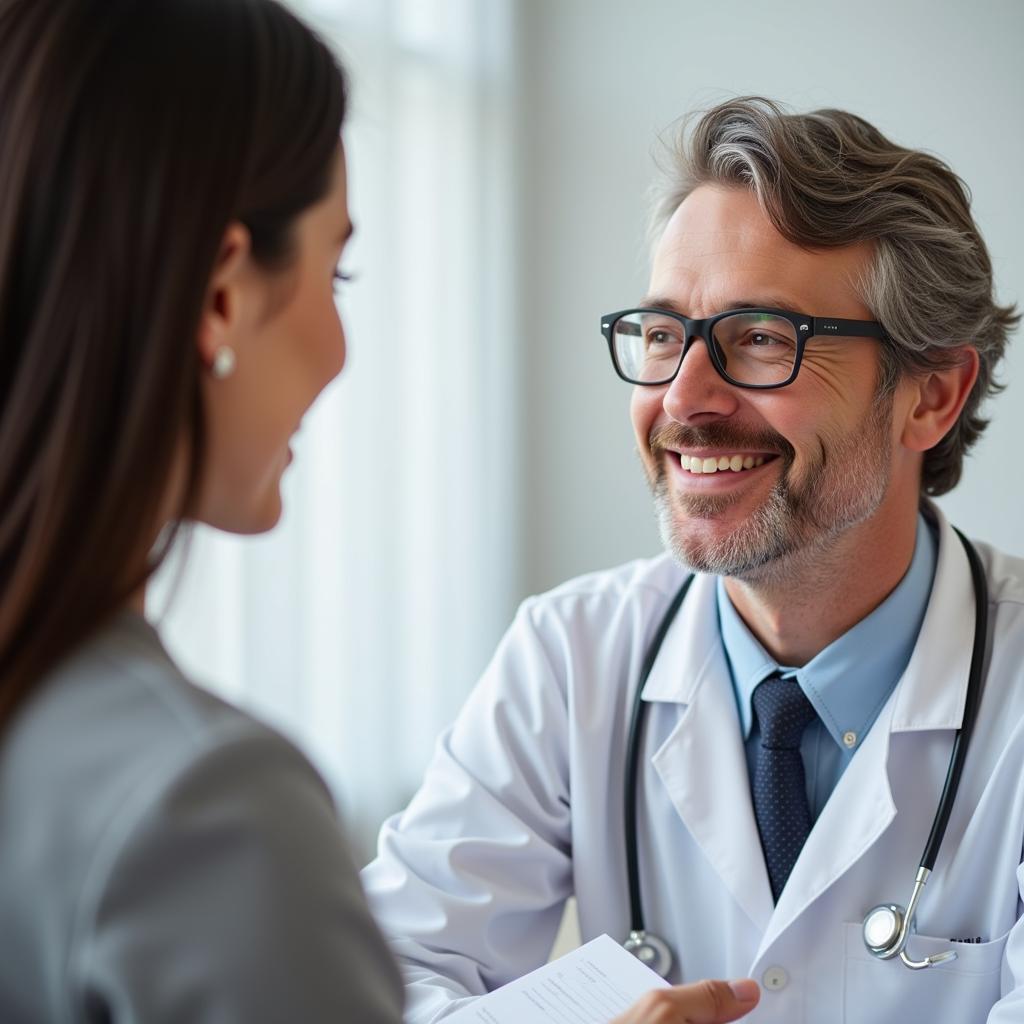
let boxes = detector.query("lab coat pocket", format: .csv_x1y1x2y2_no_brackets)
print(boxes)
843,921,1006,1023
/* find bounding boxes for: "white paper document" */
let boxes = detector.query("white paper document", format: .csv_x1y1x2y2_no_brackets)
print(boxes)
445,934,670,1024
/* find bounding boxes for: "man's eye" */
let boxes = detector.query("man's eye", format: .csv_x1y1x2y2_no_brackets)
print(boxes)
646,330,678,346
748,331,787,347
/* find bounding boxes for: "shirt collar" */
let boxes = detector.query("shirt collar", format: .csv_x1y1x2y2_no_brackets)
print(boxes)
719,512,938,751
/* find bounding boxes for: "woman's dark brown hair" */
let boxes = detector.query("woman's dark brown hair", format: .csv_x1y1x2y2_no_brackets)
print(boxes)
0,0,347,725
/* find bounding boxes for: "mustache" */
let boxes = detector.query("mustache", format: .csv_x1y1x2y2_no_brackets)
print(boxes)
649,422,796,463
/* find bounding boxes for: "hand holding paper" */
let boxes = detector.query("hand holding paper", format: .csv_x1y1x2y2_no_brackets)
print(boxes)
609,977,760,1024
445,935,759,1024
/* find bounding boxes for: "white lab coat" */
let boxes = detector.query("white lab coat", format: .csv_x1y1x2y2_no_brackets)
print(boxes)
362,506,1024,1023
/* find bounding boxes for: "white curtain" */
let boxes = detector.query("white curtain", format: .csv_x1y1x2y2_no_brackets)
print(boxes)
149,0,520,861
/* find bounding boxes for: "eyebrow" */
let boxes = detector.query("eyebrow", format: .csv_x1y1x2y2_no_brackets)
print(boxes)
638,294,803,314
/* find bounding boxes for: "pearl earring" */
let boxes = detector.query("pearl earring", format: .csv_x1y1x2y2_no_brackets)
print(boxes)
211,346,237,380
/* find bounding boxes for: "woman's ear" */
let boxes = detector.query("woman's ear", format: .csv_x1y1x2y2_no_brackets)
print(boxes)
196,222,252,370
900,347,980,453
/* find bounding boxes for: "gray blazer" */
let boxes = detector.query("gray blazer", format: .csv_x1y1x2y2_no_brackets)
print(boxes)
0,612,404,1023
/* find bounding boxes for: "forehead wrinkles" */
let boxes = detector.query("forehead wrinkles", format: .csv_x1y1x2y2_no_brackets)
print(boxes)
649,245,793,318
651,190,878,320
651,208,797,314
655,187,783,265
659,214,780,255
650,226,873,321
653,222,776,274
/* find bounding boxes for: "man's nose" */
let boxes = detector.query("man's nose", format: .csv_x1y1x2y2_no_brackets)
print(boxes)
662,334,739,423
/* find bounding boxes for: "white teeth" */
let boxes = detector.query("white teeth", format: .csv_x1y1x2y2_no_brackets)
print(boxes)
679,453,769,475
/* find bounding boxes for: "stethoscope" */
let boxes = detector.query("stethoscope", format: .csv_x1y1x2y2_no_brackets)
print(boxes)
622,526,989,979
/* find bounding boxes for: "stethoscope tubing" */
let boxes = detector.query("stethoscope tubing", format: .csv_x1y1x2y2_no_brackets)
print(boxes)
623,574,694,934
918,526,988,873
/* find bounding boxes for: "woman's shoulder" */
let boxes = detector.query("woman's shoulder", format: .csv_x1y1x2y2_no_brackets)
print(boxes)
23,610,291,761
0,613,404,1022
1,611,323,881
60,610,264,740
4,610,328,857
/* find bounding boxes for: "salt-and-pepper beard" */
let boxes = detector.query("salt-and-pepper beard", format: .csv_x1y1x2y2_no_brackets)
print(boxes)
646,393,895,582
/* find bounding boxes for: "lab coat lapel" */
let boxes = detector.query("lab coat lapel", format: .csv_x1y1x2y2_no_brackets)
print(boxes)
756,506,976,957
888,508,975,735
644,574,775,934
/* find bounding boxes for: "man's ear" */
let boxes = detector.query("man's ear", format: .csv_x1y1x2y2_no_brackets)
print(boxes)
196,223,252,369
900,347,980,453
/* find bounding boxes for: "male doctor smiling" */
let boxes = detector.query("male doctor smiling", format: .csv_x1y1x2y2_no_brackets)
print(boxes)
362,97,1024,1023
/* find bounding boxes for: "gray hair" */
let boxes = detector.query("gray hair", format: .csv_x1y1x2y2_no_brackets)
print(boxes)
649,96,1020,496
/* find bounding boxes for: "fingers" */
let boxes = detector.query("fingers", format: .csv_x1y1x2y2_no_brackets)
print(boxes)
609,977,760,1023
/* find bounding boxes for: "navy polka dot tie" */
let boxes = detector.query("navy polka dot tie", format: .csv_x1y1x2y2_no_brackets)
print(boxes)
751,674,817,903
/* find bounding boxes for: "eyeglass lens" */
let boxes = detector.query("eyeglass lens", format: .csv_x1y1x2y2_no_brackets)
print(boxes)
612,311,798,386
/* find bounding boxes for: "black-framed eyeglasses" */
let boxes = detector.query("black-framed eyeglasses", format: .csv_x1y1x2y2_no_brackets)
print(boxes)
601,307,889,389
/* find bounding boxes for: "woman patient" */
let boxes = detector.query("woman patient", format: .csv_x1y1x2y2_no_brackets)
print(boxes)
0,0,401,1019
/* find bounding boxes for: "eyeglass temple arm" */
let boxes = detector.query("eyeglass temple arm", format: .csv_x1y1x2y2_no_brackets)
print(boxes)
810,317,888,340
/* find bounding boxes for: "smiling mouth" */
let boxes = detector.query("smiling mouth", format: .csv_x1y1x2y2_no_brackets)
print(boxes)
675,453,777,475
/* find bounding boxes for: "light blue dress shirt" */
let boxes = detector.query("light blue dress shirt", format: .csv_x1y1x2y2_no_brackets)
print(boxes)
718,513,937,823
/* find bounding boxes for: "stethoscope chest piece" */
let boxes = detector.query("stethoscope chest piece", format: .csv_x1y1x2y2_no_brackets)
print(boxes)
623,929,673,978
862,904,905,958
861,870,959,969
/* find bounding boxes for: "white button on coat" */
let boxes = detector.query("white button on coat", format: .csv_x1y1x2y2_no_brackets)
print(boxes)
762,966,789,991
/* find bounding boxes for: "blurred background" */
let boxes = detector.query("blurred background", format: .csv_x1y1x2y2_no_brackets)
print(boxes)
150,0,1024,863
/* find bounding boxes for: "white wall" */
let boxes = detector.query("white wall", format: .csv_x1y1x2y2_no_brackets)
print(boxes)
516,0,1024,598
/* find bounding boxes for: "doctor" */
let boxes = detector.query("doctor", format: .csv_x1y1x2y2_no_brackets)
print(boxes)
362,97,1023,1023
